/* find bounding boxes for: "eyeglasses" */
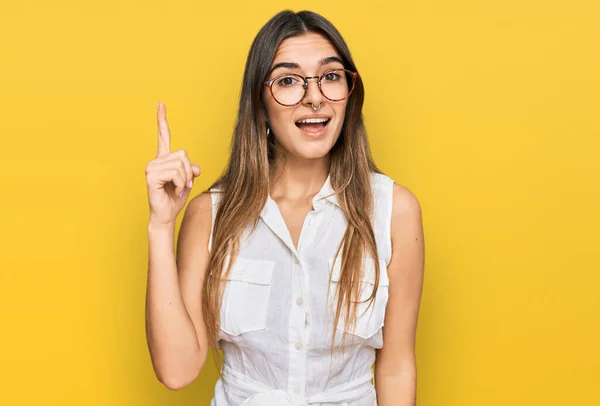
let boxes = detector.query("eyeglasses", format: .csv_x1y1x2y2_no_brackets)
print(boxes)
264,69,359,107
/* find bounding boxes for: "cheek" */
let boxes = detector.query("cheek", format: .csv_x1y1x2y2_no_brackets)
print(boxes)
263,90,276,120
271,111,294,132
263,93,291,127
334,103,348,125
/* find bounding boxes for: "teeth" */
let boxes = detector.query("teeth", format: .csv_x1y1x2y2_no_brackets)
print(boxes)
297,118,329,124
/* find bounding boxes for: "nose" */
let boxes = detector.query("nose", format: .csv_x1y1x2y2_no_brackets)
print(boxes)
303,76,324,107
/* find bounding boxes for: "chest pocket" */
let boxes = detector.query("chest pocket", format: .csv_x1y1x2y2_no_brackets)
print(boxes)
328,256,390,340
220,256,275,337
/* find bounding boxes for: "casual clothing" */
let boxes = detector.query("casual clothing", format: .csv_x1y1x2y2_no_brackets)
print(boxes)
208,172,395,406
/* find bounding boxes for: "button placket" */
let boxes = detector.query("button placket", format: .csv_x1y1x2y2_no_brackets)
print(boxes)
291,258,306,349
288,249,307,400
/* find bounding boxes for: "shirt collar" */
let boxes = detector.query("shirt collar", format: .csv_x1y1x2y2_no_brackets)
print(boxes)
261,173,340,220
311,173,340,210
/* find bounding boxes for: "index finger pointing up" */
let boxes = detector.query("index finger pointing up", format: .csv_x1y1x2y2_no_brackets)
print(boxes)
156,102,171,158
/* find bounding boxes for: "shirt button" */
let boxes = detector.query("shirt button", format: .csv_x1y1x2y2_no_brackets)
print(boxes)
296,297,303,306
295,341,303,350
293,387,301,395
309,217,316,226
236,267,245,275
294,257,300,265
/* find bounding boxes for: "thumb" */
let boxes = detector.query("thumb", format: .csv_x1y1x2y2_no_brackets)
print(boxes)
192,164,201,177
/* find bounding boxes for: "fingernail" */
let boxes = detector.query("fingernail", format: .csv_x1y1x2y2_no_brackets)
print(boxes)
188,180,193,188
178,190,184,198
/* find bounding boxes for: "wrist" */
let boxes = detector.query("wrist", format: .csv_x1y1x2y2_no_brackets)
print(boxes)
147,220,176,233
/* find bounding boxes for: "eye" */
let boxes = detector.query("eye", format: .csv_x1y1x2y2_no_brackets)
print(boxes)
323,71,342,82
275,75,299,87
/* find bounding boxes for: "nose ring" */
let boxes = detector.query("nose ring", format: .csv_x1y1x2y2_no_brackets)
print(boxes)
311,103,322,111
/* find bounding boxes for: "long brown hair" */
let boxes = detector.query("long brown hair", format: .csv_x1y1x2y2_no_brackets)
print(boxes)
202,9,384,369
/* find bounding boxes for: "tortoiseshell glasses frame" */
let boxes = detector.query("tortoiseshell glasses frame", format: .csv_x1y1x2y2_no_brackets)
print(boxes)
263,68,359,107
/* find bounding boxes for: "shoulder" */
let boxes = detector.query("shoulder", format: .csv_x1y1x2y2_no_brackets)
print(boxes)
187,186,225,215
369,171,422,233
389,182,423,258
369,171,394,188
181,191,214,235
391,182,421,220
186,191,213,217
368,172,420,209
368,172,422,235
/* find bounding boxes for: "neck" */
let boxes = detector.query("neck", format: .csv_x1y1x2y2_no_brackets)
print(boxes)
269,155,330,203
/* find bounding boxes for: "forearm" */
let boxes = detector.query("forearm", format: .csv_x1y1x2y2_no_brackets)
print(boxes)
375,364,417,406
145,222,203,388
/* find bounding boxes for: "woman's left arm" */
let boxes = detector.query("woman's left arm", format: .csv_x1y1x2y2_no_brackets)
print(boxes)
375,183,425,406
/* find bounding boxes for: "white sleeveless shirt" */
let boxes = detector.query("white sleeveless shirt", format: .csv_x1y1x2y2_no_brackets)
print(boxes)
208,172,395,406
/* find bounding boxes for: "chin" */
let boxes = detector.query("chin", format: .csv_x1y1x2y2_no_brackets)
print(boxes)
293,144,333,160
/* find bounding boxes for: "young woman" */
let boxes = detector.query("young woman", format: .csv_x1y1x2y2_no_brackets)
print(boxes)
145,10,424,406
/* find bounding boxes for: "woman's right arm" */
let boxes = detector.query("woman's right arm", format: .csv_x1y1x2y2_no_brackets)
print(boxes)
145,193,212,390
144,102,209,390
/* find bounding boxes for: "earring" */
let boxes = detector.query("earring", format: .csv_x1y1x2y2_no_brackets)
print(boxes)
266,127,271,136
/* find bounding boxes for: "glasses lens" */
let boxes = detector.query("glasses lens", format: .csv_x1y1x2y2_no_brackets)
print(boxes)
321,69,354,101
271,74,305,105
268,70,356,105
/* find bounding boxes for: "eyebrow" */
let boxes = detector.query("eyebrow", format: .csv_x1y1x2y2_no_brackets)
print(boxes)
267,56,345,77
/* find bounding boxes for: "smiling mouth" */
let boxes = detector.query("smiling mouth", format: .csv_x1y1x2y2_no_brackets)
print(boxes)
295,118,331,129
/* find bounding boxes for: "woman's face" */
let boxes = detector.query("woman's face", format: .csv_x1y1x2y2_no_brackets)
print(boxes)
263,32,349,161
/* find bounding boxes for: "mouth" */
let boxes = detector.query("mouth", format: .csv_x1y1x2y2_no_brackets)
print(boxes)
295,118,331,130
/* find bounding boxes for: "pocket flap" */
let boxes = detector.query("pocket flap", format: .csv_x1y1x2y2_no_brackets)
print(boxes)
329,256,389,287
226,257,275,285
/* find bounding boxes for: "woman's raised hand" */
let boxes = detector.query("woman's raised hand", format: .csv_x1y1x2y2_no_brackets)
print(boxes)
145,102,202,226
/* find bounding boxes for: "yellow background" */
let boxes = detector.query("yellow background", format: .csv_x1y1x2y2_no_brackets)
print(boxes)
1,0,598,405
